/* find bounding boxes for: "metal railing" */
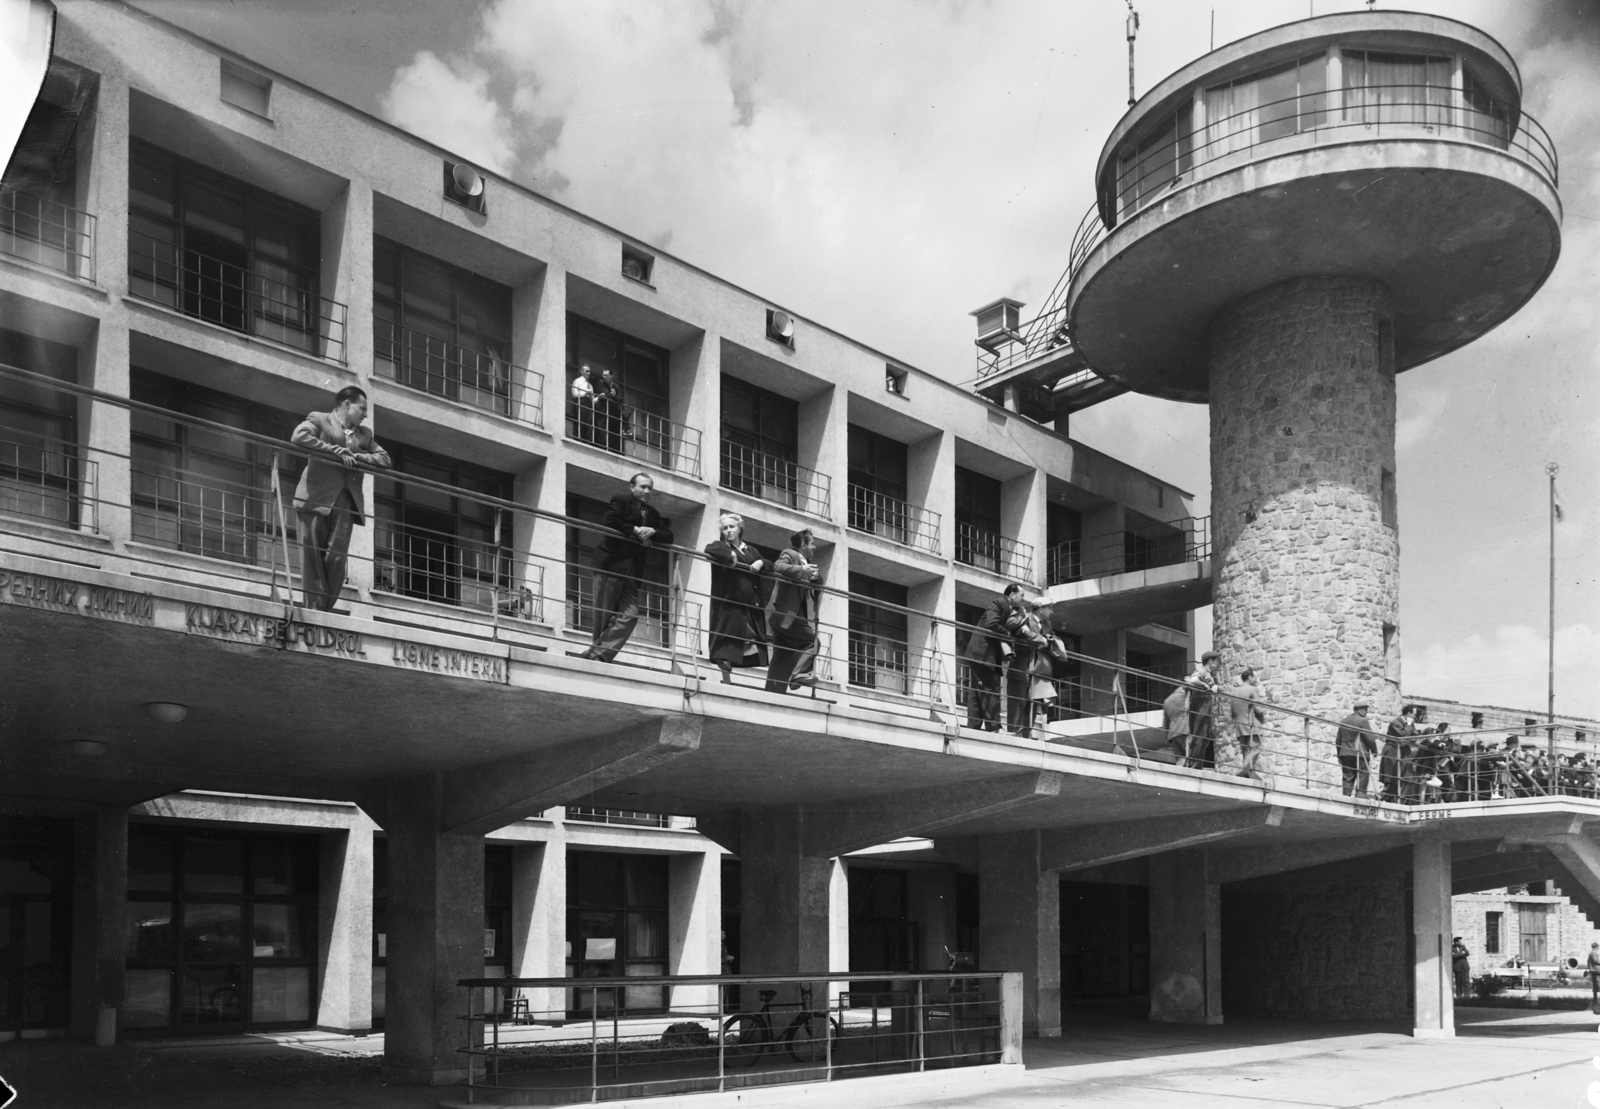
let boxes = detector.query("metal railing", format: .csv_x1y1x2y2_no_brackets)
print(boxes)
847,485,940,555
0,188,95,282
719,440,831,518
565,564,703,657
460,971,1012,1101
131,461,290,567
0,431,96,532
981,84,1559,380
955,523,1033,579
374,321,543,428
565,394,703,480
563,808,697,830
1047,516,1209,584
127,230,348,363
373,517,536,619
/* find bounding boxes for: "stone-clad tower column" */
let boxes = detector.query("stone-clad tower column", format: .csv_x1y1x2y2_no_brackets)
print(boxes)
1209,277,1400,743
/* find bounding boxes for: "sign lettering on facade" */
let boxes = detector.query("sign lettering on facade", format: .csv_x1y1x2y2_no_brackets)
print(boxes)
390,639,507,683
184,604,367,657
0,570,153,625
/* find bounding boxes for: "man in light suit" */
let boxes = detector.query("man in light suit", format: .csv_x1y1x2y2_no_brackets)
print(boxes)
291,386,390,611
765,528,824,693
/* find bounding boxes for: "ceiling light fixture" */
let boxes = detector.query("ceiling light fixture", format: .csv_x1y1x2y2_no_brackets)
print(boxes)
146,702,189,724
70,740,106,757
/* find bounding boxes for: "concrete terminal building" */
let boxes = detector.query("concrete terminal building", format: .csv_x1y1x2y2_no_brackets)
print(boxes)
0,2,1586,1089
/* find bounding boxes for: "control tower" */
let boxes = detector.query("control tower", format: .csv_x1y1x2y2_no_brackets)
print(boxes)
1065,12,1561,729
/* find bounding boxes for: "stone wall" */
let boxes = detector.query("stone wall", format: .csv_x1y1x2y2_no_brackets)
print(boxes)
1208,276,1400,789
1221,871,1410,1020
1454,889,1599,973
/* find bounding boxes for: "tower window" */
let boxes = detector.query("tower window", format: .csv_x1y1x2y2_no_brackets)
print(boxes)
1380,468,1397,529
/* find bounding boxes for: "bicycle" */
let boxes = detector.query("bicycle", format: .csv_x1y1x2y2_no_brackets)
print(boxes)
720,984,841,1066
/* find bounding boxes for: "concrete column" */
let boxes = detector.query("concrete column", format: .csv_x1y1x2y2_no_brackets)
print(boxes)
908,429,953,560
88,70,130,298
382,774,484,1084
799,382,847,526
828,857,850,1006
1413,838,1455,1038
1209,276,1399,729
977,831,1060,1037
81,321,131,545
511,834,566,1022
517,262,568,622
1148,848,1221,1024
315,823,374,1033
510,459,558,627
69,806,127,1041
1002,469,1047,588
669,331,716,483
738,807,832,980
668,848,721,1016
908,865,957,973
910,575,955,704
329,181,376,594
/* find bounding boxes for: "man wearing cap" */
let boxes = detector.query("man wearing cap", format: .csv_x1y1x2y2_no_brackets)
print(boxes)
1336,700,1378,798
1180,651,1223,768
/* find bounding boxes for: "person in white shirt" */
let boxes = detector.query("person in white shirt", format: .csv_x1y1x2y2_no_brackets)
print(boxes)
570,363,596,442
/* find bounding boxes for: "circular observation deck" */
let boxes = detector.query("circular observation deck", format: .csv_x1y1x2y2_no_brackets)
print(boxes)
1065,11,1562,403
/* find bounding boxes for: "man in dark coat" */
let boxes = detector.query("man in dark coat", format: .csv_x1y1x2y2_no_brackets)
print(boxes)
579,472,673,662
1382,704,1419,803
765,528,824,693
963,583,1027,731
1336,700,1378,798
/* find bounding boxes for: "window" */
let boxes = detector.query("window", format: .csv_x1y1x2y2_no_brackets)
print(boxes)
127,141,325,356
566,852,669,1016
1,60,97,280
1471,712,1485,730
1047,503,1083,585
1462,66,1511,148
1380,467,1397,529
955,467,1003,571
219,59,271,117
720,374,800,505
885,365,908,397
373,238,513,417
1382,623,1400,684
0,328,84,529
848,572,909,693
1116,104,1193,217
1203,52,1327,161
566,313,672,463
1484,911,1502,954
847,425,909,541
129,370,300,565
848,867,917,978
373,444,513,610
565,493,674,648
124,826,319,1032
1342,51,1452,128
620,246,654,285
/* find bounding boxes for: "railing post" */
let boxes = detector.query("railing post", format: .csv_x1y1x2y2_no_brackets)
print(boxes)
1304,716,1312,789
716,974,726,1091
823,976,833,1081
465,982,475,1094
590,988,599,1103
999,971,1023,1065
915,978,925,1072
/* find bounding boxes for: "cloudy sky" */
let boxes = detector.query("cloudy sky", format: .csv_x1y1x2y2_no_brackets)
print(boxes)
130,0,1600,717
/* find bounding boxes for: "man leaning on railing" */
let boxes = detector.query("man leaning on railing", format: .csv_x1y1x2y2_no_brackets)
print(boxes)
577,472,672,663
292,386,391,612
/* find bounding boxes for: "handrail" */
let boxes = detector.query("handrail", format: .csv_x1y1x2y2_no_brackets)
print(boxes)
1047,515,1209,585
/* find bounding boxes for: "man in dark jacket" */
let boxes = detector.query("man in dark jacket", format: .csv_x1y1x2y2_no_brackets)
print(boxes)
963,584,1027,731
1335,700,1378,798
579,472,673,662
765,529,824,693
1382,704,1419,803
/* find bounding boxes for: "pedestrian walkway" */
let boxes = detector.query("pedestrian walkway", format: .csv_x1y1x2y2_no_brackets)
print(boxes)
0,1007,1593,1108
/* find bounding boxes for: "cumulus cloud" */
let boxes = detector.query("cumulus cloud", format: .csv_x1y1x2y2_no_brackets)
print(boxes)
1407,623,1600,719
379,50,518,175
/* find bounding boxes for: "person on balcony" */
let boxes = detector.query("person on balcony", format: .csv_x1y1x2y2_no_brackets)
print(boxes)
1335,699,1378,798
578,472,672,663
570,363,596,444
596,368,625,453
963,584,1028,732
765,528,824,694
1179,651,1223,768
703,512,769,684
1381,704,1419,803
291,385,391,612
1017,599,1067,737
1222,668,1268,779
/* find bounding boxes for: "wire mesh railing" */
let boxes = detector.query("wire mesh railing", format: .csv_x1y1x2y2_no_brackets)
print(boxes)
0,187,95,282
847,484,940,555
459,971,1010,1100
374,321,543,428
564,393,703,480
955,523,1034,579
719,439,831,519
0,431,96,532
127,230,348,363
1046,516,1209,584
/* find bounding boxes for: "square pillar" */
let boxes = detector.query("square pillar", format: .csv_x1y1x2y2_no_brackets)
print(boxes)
316,822,374,1033
1413,838,1455,1038
738,807,832,978
69,806,127,1041
511,834,566,1022
382,774,485,1084
82,321,130,546
668,848,721,1016
329,180,375,594
977,831,1060,1037
1148,849,1221,1024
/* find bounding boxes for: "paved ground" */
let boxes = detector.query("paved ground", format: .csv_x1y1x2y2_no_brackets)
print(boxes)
0,1007,1595,1108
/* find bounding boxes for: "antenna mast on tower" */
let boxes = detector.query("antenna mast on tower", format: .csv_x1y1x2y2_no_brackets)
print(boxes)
1125,1,1140,106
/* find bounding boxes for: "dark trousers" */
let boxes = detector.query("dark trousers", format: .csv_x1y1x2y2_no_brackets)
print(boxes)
589,571,640,661
1340,748,1374,797
1186,710,1215,769
766,620,818,692
1006,666,1032,734
966,660,1001,730
297,488,356,612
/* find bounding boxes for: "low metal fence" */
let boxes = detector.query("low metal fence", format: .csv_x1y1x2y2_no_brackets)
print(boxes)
0,187,95,281
719,439,831,519
955,523,1033,579
847,484,940,555
565,388,703,480
0,431,96,532
374,321,543,427
458,971,1013,1102
1047,516,1209,584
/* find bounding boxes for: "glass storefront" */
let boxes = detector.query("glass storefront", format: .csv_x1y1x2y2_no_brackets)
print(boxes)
566,852,668,1017
0,817,73,1034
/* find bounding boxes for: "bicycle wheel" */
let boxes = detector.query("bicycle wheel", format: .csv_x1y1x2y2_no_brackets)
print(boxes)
721,1012,770,1066
785,1013,839,1064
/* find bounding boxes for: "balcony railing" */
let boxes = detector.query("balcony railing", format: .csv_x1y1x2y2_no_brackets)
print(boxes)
1047,516,1209,585
955,523,1033,579
0,188,95,281
718,440,830,518
131,461,290,568
565,564,702,656
845,636,945,702
374,322,543,428
563,807,697,830
373,517,536,620
0,431,96,532
847,485,940,555
127,230,348,363
565,393,703,480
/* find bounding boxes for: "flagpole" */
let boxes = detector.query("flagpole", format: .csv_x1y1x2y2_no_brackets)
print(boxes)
1547,461,1559,725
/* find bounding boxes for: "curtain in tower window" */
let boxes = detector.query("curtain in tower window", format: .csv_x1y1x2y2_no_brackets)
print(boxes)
1343,51,1452,128
1203,54,1326,160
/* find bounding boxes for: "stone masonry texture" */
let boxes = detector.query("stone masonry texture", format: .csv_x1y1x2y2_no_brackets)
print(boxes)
1221,872,1410,1020
1208,276,1400,789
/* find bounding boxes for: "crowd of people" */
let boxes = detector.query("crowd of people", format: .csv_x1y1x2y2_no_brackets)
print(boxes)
961,583,1071,735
